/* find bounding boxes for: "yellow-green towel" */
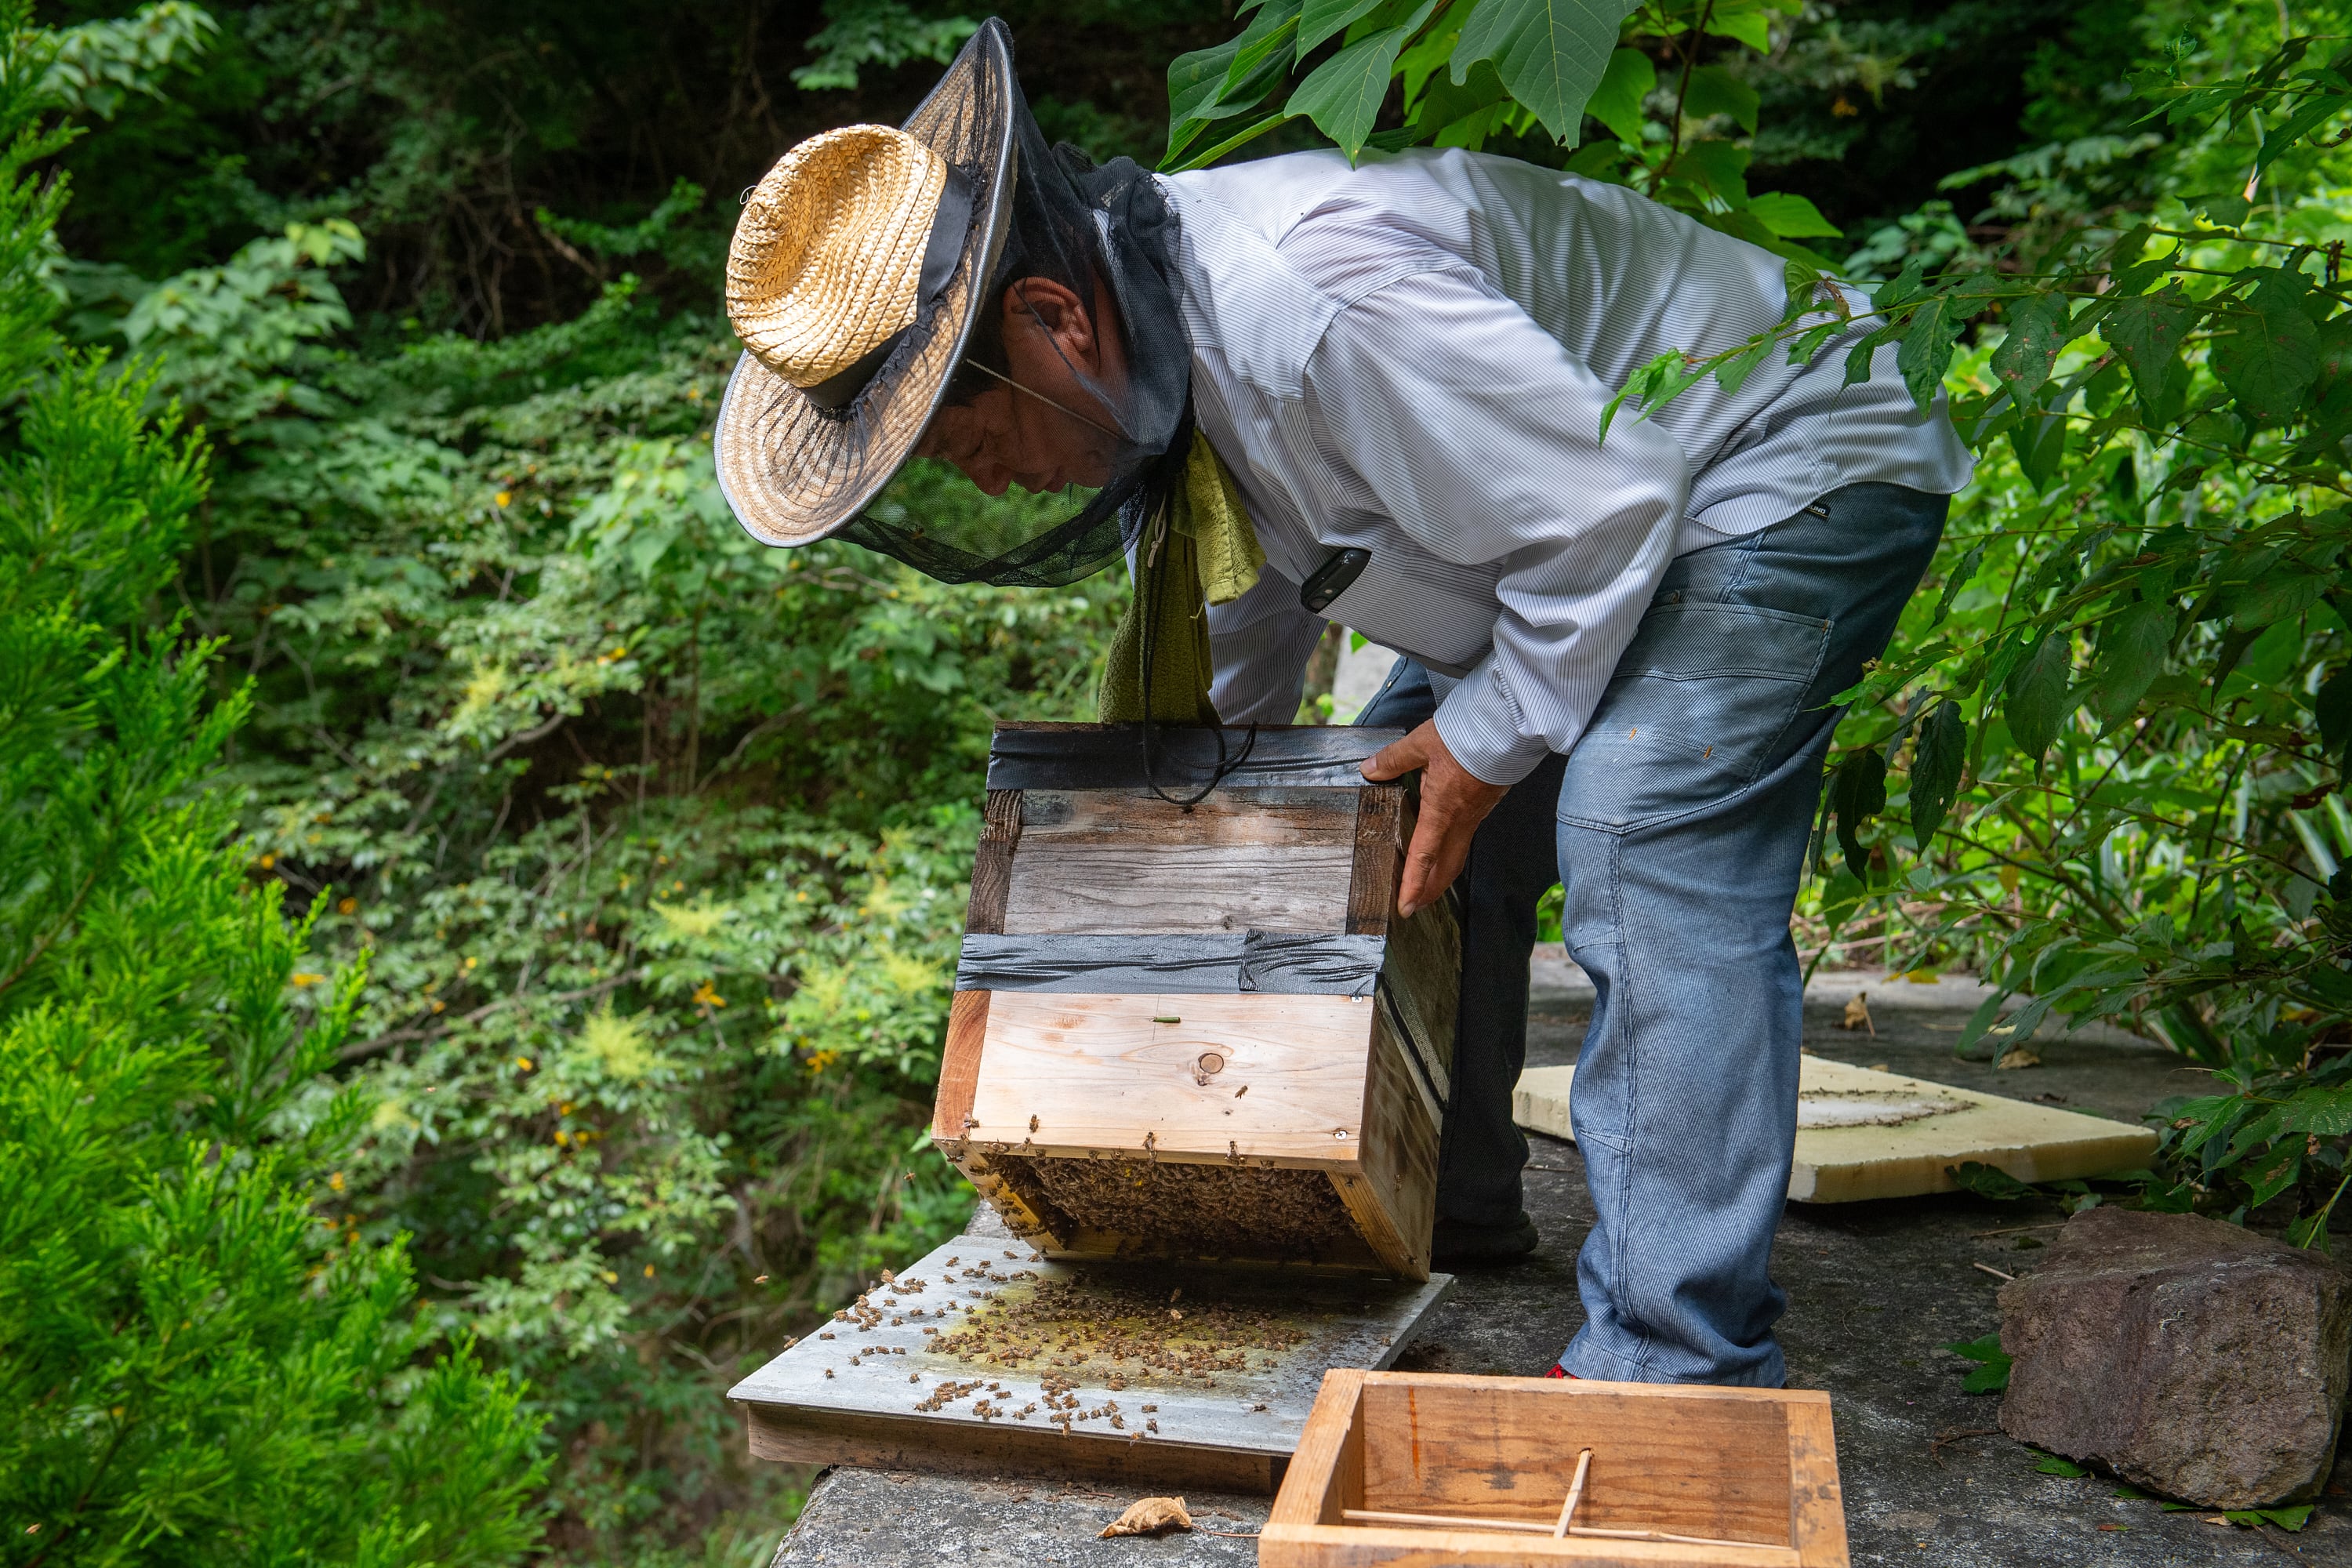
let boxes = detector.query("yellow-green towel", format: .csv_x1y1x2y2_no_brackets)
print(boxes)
1096,431,1265,724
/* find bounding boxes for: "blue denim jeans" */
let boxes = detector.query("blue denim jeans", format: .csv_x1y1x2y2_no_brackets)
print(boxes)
1359,481,1948,1385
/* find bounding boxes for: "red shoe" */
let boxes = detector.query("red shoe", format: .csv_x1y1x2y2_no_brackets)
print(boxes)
1543,1364,1577,1379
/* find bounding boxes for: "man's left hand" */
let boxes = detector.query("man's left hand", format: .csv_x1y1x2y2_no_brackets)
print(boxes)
1361,720,1509,918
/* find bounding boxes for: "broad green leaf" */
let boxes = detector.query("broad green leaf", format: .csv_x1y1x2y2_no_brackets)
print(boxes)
2009,404,2068,492
1598,348,1704,440
2254,89,2352,173
1711,337,1774,397
1745,191,1841,238
1451,0,1642,145
1584,46,1653,145
1287,2,1437,159
1298,0,1388,55
2280,1084,2352,1137
1164,0,1301,155
1683,64,1759,132
2035,1454,2090,1477
1227,0,1306,93
1167,38,1246,128
1932,540,1987,626
2212,269,2321,426
2228,563,2327,630
2314,667,2352,760
1991,292,2078,407
1942,1333,2014,1392
1402,56,1515,140
1700,0,1784,51
1950,1160,2036,1200
1829,746,1889,877
1396,9,1466,101
2005,634,2075,762
2101,284,2196,421
2245,1143,2303,1207
2231,1506,2314,1531
2088,599,2176,726
1896,290,1966,412
1910,699,1966,848
1673,139,1751,205
1842,319,1901,387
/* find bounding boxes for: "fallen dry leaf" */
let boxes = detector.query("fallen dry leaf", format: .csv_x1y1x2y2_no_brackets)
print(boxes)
1839,994,1875,1035
1100,1496,1192,1538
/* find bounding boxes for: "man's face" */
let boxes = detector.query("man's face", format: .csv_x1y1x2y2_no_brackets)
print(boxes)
916,278,1129,495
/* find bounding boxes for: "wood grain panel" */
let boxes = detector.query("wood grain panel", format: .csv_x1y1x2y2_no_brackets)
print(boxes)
1021,787,1359,846
967,990,1374,1160
964,789,1023,935
1357,1377,1795,1545
1272,1369,1367,1530
1001,840,1356,935
1347,786,1406,936
929,989,989,1143
1784,1396,1846,1566
1379,895,1461,1101
1256,1523,1802,1566
1337,1005,1438,1279
744,1404,1280,1493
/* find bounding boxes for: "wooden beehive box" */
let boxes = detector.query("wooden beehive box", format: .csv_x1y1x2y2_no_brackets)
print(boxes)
931,723,1458,1280
1264,1370,1847,1566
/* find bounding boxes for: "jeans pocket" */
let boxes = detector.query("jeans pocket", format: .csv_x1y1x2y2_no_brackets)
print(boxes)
1557,602,1831,832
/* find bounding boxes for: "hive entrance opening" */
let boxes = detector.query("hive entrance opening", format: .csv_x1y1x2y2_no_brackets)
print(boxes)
989,1152,1361,1261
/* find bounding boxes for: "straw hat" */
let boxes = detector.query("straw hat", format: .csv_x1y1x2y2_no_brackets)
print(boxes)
713,20,1016,546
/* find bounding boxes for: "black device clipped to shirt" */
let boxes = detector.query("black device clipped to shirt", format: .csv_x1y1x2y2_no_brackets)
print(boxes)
1299,547,1370,613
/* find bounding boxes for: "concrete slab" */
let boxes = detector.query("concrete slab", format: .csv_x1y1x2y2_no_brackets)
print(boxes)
1513,1056,2161,1202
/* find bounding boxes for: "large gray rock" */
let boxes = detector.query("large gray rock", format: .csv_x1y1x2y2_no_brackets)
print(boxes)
1997,1206,2352,1508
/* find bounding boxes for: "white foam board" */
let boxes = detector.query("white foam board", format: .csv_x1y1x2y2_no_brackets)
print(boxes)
1512,1056,2159,1203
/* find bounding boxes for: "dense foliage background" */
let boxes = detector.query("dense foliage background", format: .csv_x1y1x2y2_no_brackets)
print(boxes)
9,0,2350,1559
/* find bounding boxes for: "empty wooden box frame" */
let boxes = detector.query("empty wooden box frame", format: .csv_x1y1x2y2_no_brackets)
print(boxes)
931,724,1459,1279
1265,1370,1847,1567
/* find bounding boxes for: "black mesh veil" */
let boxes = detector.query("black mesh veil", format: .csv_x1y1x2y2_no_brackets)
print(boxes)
833,60,1193,587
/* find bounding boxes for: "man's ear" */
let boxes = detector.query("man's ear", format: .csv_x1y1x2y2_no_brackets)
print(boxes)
1000,278,1094,365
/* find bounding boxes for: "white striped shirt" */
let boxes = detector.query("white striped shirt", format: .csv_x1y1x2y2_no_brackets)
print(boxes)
1157,149,1973,785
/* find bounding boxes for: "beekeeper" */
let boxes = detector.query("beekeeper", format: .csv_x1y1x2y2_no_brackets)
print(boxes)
711,20,1971,1388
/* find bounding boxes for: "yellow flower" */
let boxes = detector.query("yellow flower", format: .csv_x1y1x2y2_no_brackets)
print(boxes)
290,972,323,987
328,1171,345,1192
495,490,512,507
644,1263,656,1277
693,981,726,1007
514,1056,533,1072
463,956,477,971
554,1130,569,1146
337,897,358,915
602,1269,619,1284
429,1000,445,1014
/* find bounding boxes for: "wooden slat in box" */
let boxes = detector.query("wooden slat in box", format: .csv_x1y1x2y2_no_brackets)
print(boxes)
1262,1369,1846,1566
935,724,1458,1279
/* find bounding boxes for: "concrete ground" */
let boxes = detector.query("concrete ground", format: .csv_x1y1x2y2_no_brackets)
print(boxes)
771,966,2350,1566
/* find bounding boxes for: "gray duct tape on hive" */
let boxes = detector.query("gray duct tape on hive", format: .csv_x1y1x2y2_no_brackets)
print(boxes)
953,930,1386,996
985,725,1408,791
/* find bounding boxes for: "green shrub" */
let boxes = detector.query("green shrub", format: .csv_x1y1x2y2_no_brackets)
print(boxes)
0,5,543,1560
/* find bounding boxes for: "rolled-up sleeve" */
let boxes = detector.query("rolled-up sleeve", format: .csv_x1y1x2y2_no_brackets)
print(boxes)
1302,268,1690,784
